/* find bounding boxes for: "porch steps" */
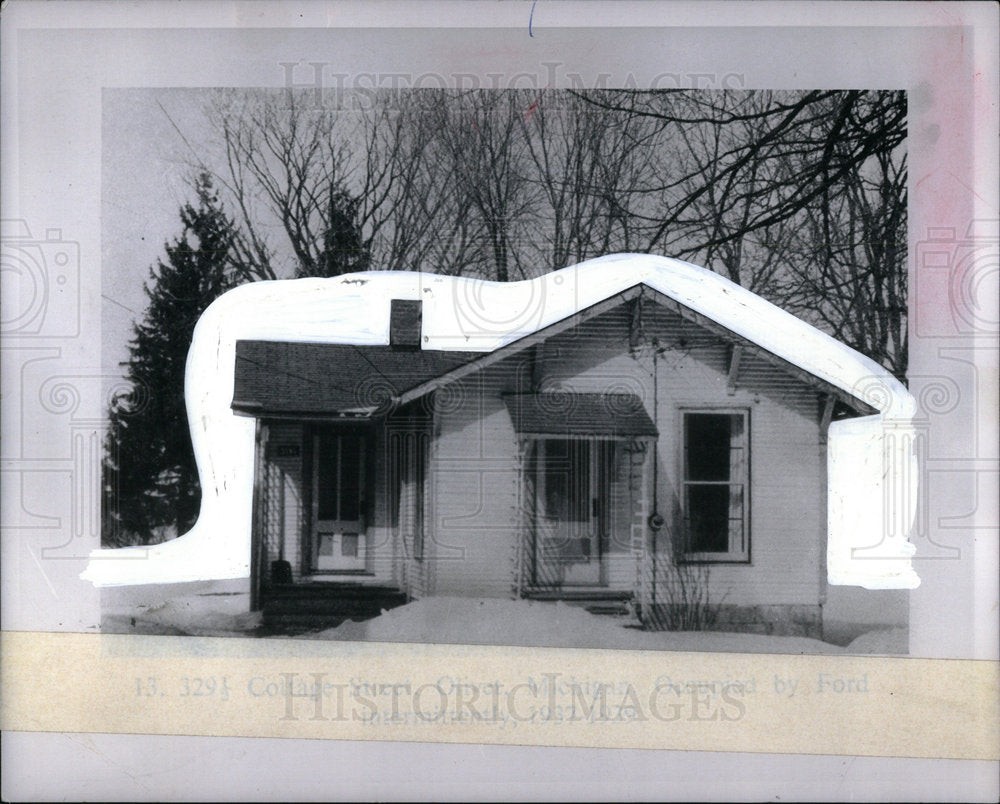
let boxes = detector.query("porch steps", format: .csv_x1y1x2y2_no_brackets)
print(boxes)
582,601,633,617
523,589,634,618
261,582,408,633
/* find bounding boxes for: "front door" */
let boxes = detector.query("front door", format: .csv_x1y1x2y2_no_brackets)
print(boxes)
534,439,612,587
312,429,368,572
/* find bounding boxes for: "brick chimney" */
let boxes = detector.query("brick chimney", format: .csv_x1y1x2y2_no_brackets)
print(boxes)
389,299,422,349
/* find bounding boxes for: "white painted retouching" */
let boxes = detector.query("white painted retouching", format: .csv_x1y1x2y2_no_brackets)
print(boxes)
81,254,919,589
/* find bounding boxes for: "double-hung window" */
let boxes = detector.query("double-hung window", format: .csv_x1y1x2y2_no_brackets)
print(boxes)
681,411,749,562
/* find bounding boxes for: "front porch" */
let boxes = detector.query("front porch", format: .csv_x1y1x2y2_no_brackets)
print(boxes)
509,395,659,618
259,580,408,633
249,413,431,607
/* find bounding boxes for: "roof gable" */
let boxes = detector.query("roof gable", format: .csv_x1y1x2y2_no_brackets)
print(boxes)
396,283,876,415
232,282,878,418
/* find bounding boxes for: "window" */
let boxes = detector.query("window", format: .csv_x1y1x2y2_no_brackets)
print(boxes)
315,430,363,523
682,411,749,562
542,439,591,528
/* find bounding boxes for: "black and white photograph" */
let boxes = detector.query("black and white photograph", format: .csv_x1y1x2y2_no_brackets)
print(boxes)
95,85,913,655
2,2,997,801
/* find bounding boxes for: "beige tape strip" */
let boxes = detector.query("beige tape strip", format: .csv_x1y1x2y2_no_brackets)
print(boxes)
2,631,997,759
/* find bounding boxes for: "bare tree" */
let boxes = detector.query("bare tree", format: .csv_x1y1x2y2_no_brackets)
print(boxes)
776,138,908,376
205,90,362,277
355,91,482,275
198,89,489,278
520,91,658,270
569,88,907,372
186,86,906,370
432,90,542,281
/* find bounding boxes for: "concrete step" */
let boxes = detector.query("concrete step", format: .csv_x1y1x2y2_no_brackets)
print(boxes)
522,588,635,619
524,589,633,602
583,602,633,616
261,582,407,627
265,583,405,598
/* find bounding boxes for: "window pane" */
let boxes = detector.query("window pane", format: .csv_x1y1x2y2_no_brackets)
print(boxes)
316,432,339,520
686,414,732,481
542,441,568,521
686,484,730,552
542,440,592,524
414,433,427,559
339,435,362,521
317,431,365,522
728,485,745,553
389,432,404,529
341,533,359,557
569,440,590,524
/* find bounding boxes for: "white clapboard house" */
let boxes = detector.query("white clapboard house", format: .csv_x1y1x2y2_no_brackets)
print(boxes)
209,255,915,636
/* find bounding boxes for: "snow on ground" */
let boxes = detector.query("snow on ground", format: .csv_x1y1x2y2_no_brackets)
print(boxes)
101,579,261,637
844,627,908,655
303,597,850,655
102,584,906,655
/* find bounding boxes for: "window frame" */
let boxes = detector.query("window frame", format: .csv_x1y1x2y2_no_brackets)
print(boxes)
678,408,751,564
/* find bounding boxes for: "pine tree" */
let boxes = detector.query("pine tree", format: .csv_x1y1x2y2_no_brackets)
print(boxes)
103,174,244,545
308,185,370,278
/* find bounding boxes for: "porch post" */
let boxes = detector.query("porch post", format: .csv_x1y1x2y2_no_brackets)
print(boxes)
632,437,654,625
249,420,268,612
514,437,528,598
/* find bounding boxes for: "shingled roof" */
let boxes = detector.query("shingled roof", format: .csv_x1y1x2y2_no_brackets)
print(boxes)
232,340,487,417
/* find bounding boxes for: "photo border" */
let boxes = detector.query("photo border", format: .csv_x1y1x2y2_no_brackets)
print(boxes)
2,2,997,800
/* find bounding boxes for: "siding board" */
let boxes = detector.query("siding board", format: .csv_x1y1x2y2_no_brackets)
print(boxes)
430,299,824,607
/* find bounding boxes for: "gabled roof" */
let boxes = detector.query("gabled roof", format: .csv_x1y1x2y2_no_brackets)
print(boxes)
395,283,876,415
232,340,486,418
228,254,908,420
232,280,879,418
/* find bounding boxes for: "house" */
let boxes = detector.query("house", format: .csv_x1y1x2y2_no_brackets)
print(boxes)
83,254,917,638
215,256,916,637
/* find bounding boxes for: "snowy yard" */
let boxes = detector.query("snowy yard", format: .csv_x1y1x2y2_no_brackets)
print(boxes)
101,579,262,638
102,582,906,655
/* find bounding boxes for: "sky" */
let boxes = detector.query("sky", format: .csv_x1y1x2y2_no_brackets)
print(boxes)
102,88,224,377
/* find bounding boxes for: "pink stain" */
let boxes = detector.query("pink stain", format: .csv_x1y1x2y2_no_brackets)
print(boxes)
522,89,548,124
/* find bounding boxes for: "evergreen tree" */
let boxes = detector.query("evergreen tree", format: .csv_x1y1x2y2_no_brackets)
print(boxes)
308,185,370,278
103,174,244,545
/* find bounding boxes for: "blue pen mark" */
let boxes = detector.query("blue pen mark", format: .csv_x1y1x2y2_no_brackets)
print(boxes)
529,0,537,37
